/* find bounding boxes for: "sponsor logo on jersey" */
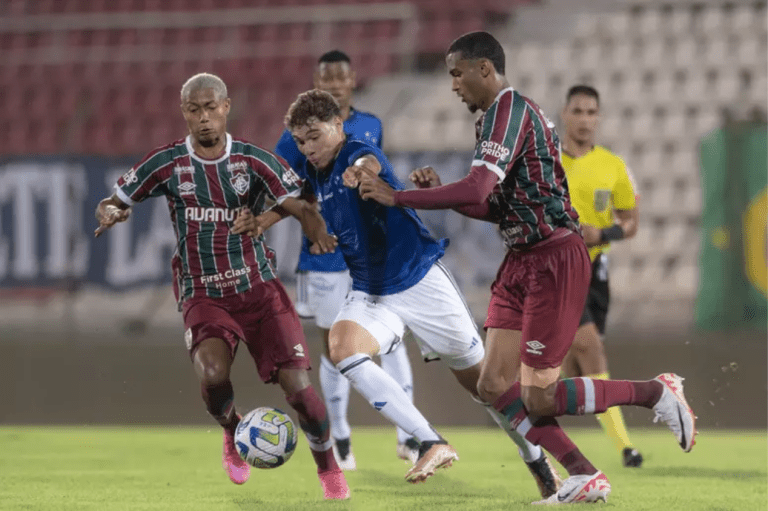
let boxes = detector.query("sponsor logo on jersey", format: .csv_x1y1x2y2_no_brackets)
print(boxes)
185,207,236,222
230,174,250,195
480,140,511,160
174,165,194,175
178,181,197,195
526,340,545,355
227,161,248,173
122,168,138,184
199,267,252,286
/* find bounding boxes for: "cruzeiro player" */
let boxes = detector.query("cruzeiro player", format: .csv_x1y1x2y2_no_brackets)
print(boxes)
93,73,350,500
274,50,418,469
243,88,563,496
358,31,696,504
560,84,643,467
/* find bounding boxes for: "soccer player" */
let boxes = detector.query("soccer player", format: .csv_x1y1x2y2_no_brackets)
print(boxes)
358,31,696,504
274,50,417,469
244,88,563,496
560,84,643,468
93,73,350,500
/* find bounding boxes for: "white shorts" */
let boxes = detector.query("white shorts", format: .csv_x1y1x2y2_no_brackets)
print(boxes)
335,261,484,370
296,270,352,329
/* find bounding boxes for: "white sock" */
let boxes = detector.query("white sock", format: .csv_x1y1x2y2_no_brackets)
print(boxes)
319,354,352,440
337,353,440,443
379,342,414,444
473,395,542,463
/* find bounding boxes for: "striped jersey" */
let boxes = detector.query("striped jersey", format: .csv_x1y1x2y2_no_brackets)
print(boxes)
114,133,302,304
561,146,638,261
472,87,580,247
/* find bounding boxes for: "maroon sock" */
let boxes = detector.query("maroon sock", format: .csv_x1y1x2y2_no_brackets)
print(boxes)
201,380,238,433
554,378,664,416
493,382,596,476
285,386,338,473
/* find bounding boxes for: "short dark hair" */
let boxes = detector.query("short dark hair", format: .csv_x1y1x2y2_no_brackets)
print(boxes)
318,50,351,65
447,31,505,76
566,85,600,106
285,89,341,130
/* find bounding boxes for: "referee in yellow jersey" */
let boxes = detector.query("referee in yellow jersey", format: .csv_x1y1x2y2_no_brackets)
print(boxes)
560,85,643,467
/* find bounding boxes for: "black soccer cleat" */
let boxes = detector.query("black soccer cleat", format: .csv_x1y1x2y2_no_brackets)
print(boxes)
622,447,644,468
525,452,563,498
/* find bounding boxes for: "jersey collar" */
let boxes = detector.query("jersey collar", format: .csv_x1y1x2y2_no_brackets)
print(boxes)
185,133,232,164
491,86,515,107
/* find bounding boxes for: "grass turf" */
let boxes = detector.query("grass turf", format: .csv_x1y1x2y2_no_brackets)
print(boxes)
0,426,765,510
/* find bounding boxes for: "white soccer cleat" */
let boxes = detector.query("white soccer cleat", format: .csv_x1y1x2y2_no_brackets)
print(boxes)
652,373,697,452
332,440,357,471
532,471,610,505
396,438,420,465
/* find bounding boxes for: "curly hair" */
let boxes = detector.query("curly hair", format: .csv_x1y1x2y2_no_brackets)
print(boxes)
284,89,341,130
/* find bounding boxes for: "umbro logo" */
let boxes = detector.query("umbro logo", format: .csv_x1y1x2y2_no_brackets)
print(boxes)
373,401,387,411
293,344,305,358
526,340,545,355
178,181,196,195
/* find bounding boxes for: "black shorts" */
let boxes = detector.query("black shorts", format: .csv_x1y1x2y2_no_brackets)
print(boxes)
579,254,610,335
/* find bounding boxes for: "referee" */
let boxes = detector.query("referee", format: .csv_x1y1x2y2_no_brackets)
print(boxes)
560,85,643,468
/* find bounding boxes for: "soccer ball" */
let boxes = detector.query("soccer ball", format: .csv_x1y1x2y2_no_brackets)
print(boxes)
235,407,298,469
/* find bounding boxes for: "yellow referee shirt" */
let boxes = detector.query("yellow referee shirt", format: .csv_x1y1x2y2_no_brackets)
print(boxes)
561,146,637,261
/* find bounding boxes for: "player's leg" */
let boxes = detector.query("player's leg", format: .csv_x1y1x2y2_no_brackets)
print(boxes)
379,340,418,462
312,271,355,469
183,297,250,485
241,280,349,500
330,293,456,483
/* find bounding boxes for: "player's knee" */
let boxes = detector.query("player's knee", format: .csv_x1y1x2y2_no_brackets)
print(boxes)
199,359,229,386
521,389,557,417
327,335,356,366
476,376,507,405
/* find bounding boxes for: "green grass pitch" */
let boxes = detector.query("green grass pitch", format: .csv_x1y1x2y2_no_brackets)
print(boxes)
1,427,765,510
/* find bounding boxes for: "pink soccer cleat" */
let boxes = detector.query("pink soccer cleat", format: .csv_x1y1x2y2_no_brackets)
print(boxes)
319,469,351,500
223,428,250,485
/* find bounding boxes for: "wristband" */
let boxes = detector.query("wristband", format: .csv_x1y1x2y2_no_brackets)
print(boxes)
599,224,624,243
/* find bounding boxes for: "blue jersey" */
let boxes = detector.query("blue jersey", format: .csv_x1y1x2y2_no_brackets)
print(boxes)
275,108,383,272
302,140,446,295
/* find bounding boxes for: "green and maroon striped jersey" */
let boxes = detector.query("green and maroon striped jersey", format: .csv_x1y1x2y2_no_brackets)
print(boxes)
472,87,580,247
114,133,302,303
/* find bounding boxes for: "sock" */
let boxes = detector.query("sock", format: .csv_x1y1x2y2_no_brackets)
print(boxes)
337,353,440,443
493,382,597,476
319,355,352,441
554,377,664,416
588,373,634,451
379,342,415,444
201,380,238,433
285,386,338,473
482,400,542,463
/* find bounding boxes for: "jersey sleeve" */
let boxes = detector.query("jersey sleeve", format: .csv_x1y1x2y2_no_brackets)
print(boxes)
613,161,638,210
113,146,174,205
251,152,303,205
274,129,307,178
374,117,384,149
471,92,525,183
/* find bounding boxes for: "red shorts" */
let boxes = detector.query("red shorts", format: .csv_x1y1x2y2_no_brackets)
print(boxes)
484,229,591,369
182,279,310,383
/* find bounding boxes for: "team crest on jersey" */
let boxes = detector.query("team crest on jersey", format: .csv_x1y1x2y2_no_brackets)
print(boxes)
593,189,611,212
230,173,250,195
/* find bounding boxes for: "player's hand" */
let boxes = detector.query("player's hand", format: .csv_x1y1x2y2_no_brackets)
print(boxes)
310,233,338,255
231,207,266,237
409,166,442,189
94,200,131,237
581,224,602,247
358,167,396,207
342,165,362,188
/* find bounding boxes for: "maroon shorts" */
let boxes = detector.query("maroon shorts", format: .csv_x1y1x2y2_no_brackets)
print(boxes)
182,279,310,383
484,229,591,369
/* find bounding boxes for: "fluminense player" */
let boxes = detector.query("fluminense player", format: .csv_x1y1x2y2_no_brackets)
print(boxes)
93,73,350,500
242,88,563,496
274,50,417,469
358,32,697,504
560,84,643,468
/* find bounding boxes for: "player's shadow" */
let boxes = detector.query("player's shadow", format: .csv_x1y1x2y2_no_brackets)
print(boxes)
640,466,766,479
355,468,479,496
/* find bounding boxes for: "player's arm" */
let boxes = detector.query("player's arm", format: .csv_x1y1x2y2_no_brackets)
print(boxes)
613,207,638,239
342,154,381,188
94,194,131,237
599,162,639,243
279,196,338,254
231,183,317,236
408,166,499,222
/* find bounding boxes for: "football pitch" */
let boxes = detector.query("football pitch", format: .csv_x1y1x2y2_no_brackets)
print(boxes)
1,427,765,511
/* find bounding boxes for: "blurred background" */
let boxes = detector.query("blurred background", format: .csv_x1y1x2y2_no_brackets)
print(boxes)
0,0,765,430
